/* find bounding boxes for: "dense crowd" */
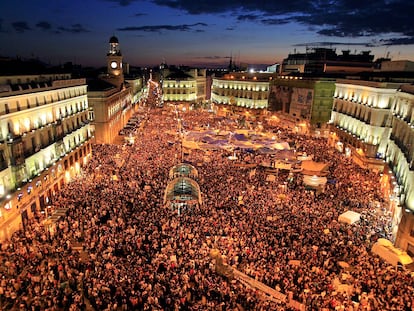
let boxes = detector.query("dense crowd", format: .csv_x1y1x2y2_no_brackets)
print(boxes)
0,101,413,311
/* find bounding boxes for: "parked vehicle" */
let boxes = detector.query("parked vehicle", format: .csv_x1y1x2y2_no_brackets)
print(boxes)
371,238,414,273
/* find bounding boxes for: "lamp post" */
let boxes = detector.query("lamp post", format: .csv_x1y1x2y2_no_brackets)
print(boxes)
179,140,183,163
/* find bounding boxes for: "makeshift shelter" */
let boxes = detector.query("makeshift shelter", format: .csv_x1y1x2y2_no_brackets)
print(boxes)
233,133,248,141
338,211,361,224
182,129,292,153
303,175,328,188
182,140,199,149
301,160,329,176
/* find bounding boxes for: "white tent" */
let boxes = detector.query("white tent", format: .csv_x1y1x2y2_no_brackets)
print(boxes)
338,211,361,224
303,175,327,187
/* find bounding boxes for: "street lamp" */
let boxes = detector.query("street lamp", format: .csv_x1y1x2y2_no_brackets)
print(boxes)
180,139,184,163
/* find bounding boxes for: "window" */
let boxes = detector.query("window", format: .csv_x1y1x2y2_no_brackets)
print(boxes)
48,130,53,143
0,150,6,168
381,114,389,127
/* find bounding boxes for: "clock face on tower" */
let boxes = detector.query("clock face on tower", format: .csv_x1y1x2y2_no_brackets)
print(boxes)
110,61,118,69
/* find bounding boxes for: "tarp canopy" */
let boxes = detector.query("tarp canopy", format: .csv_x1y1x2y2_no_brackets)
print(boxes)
182,140,199,149
257,147,278,154
338,210,361,224
268,142,291,150
233,133,248,141
273,149,296,160
182,130,291,152
303,175,327,187
200,136,216,143
301,160,329,176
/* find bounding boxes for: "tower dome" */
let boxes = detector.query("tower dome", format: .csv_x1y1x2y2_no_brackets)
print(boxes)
109,36,119,44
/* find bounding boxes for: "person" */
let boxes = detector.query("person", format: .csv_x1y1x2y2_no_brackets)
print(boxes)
1,103,412,311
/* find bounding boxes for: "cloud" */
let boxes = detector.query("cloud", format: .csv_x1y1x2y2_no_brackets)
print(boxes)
134,13,147,17
12,21,31,33
193,55,230,60
36,21,52,31
152,0,320,15
117,22,207,32
149,0,414,46
237,14,290,25
261,18,291,26
293,41,375,47
237,14,259,22
57,24,90,33
152,0,242,14
103,0,138,6
381,37,414,46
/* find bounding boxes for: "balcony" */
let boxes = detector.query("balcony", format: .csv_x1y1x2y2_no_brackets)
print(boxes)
390,134,413,165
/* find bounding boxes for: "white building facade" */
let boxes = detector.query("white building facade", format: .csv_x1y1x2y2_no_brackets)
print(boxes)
0,74,93,240
329,80,398,163
211,73,273,109
162,68,207,105
387,85,414,254
329,79,414,253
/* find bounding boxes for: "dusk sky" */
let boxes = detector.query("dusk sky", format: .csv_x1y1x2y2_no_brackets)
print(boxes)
1,0,414,68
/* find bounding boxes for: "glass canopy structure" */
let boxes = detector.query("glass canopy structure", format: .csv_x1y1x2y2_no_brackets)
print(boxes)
169,163,199,179
163,167,202,214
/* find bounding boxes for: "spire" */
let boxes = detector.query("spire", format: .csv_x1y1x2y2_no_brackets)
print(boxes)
228,52,233,72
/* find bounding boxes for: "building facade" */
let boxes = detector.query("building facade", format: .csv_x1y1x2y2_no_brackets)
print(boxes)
88,82,134,144
88,36,139,144
328,79,398,167
211,72,275,113
280,48,375,75
327,79,414,251
161,67,207,106
387,85,414,254
0,74,93,241
268,76,335,128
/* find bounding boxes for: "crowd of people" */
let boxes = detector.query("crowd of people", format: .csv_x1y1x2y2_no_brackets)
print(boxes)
0,96,413,310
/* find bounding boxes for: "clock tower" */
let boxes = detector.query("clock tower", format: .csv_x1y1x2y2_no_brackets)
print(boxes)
107,36,123,79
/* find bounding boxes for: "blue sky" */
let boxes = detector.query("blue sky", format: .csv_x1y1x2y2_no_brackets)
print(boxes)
1,0,414,68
